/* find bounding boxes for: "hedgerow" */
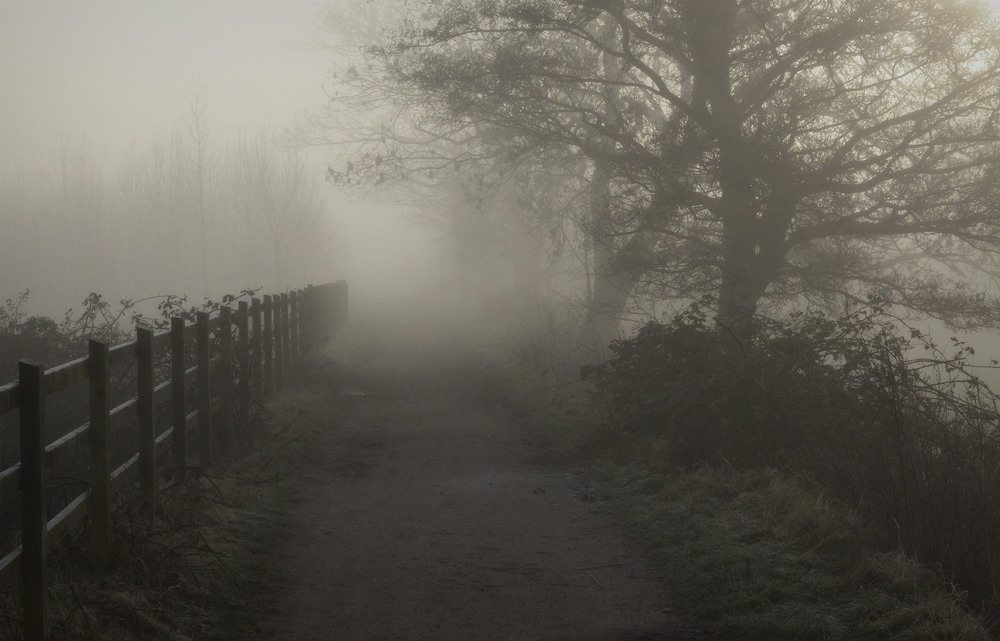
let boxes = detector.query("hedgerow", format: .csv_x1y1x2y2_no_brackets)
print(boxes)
587,298,1000,613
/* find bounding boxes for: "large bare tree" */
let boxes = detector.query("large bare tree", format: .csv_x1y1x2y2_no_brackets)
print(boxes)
329,0,1000,345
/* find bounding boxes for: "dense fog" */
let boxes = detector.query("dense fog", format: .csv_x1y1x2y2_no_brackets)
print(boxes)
5,0,1000,368
0,2,449,325
14,2,1000,637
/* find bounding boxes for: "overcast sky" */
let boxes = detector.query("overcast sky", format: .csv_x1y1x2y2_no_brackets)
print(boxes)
6,0,1000,175
0,1,333,174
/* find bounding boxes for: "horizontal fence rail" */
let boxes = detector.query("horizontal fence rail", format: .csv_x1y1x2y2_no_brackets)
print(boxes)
0,280,348,641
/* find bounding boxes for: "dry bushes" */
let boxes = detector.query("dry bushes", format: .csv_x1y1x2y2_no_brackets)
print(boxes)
589,298,1000,616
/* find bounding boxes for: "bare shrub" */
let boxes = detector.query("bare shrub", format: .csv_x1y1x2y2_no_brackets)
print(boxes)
589,298,1000,613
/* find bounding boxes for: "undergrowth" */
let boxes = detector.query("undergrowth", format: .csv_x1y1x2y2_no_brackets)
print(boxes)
0,367,323,640
602,463,991,640
487,294,999,638
586,298,1000,621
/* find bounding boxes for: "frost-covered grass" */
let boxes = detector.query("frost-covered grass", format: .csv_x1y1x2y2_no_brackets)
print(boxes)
480,298,996,639
595,462,991,640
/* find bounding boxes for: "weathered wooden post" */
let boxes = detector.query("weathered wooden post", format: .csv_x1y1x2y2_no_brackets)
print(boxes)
289,290,299,363
87,340,111,569
136,326,157,512
251,297,262,402
171,316,187,477
280,292,291,372
236,301,250,428
19,360,49,641
300,285,313,353
196,312,211,468
219,306,234,445
274,294,284,393
263,295,273,397
299,286,310,354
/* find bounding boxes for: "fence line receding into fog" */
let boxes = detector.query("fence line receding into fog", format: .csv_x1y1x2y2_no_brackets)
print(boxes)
0,280,348,641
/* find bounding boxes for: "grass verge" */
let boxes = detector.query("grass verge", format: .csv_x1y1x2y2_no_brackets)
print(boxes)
0,359,341,641
478,320,992,639
592,460,990,640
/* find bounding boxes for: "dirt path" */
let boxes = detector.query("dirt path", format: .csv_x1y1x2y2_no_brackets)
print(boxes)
241,305,681,640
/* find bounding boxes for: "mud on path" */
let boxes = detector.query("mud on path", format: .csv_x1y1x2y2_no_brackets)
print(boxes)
234,304,681,640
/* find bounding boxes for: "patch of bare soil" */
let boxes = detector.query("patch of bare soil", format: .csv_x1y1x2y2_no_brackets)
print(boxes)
227,305,683,640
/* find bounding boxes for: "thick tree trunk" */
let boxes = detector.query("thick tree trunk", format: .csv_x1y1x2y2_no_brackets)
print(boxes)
577,20,644,359
580,159,636,357
581,261,633,356
688,0,776,346
716,216,766,345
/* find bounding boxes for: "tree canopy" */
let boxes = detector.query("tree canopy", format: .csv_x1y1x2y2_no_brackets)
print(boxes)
328,0,1000,341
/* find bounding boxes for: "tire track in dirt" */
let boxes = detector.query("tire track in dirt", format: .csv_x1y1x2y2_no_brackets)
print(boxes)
244,305,682,640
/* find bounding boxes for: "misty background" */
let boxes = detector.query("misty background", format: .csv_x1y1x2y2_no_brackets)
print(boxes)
0,1,442,322
12,3,1000,636
6,0,1000,370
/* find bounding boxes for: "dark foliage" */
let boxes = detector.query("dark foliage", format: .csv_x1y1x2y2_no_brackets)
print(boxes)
0,291,81,381
588,299,1000,614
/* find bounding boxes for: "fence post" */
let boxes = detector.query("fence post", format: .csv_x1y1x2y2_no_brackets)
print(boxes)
300,285,312,353
219,307,234,446
87,340,111,569
274,294,284,393
19,360,49,641
263,295,273,397
136,326,157,512
251,297,262,402
280,292,290,373
289,290,299,364
196,312,211,469
171,316,187,478
236,301,249,429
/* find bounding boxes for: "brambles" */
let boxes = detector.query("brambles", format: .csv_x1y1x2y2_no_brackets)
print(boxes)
588,299,1000,614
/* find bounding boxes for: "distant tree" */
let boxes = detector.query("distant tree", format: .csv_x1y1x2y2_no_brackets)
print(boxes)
230,130,331,291
313,1,615,349
182,83,221,297
326,0,1000,345
49,133,108,300
0,171,45,298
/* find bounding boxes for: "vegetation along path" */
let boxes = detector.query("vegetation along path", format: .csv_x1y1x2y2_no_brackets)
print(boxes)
227,302,681,640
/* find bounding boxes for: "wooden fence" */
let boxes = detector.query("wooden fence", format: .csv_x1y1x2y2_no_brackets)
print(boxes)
0,280,348,641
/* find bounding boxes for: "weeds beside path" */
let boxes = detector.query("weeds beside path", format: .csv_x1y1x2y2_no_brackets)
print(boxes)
218,301,681,640
178,295,992,641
